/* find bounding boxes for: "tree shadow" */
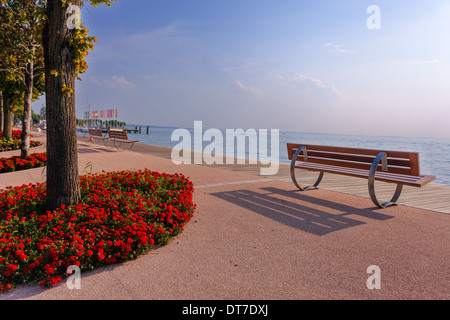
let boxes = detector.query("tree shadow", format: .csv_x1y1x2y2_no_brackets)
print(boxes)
211,187,394,236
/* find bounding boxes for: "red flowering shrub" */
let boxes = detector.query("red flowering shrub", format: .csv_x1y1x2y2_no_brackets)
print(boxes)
0,169,196,292
0,130,22,140
0,153,47,174
0,131,42,152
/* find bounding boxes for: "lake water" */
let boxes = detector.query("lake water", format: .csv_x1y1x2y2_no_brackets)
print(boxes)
124,125,450,186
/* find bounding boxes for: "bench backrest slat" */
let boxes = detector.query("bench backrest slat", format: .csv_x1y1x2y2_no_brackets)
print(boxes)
108,131,129,140
287,143,420,176
88,129,104,137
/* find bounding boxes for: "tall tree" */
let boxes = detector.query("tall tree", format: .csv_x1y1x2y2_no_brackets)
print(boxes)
0,0,45,156
43,0,115,210
0,72,25,140
0,90,3,132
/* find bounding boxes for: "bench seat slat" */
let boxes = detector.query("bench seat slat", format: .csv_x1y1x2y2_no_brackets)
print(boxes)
111,138,139,143
296,164,416,186
296,162,416,180
293,156,414,175
298,162,421,180
295,162,435,187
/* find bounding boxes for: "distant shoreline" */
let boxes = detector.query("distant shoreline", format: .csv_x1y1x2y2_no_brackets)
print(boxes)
77,127,449,186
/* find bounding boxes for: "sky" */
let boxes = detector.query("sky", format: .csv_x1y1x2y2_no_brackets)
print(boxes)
33,0,450,138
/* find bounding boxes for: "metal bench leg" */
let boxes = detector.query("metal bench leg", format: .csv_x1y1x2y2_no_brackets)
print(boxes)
102,133,110,148
104,139,113,149
368,152,404,208
290,146,324,191
113,139,122,150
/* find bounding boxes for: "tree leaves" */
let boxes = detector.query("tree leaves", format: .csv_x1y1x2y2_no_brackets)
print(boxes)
0,0,45,99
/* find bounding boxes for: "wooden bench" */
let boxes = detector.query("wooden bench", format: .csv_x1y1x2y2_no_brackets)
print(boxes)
88,129,109,146
287,143,436,208
107,130,139,150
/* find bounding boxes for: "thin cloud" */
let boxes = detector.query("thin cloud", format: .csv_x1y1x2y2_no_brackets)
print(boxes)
111,76,134,88
285,73,344,97
94,22,194,63
331,83,344,97
232,80,264,96
308,77,327,89
292,73,326,89
325,42,353,54
90,75,134,89
90,76,102,85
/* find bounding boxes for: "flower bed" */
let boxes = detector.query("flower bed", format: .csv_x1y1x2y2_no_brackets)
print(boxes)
0,130,42,152
0,130,22,140
0,153,47,174
0,169,196,292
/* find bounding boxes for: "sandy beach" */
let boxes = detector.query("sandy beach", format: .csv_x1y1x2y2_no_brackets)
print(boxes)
0,132,449,300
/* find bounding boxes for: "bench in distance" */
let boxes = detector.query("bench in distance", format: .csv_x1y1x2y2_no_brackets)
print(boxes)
87,129,109,146
108,130,139,150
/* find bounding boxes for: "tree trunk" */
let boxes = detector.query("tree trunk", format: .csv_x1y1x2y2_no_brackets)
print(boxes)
21,61,34,158
0,91,4,133
43,0,82,211
2,99,13,141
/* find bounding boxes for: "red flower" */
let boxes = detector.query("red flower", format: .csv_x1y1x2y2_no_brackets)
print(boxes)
15,250,27,261
7,264,18,272
98,249,105,261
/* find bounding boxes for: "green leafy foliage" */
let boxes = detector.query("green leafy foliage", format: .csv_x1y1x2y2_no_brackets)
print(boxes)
0,0,46,149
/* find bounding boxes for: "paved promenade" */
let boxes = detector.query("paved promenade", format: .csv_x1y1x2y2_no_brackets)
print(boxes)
0,134,449,300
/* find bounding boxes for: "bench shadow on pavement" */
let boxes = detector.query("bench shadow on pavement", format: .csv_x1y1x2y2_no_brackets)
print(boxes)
77,141,118,154
210,187,394,236
77,147,117,154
